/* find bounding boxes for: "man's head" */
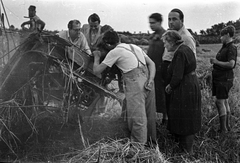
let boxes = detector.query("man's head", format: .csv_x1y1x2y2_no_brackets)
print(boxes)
28,5,36,18
149,13,163,31
68,20,81,37
88,13,101,30
98,30,119,51
168,8,184,31
101,25,113,34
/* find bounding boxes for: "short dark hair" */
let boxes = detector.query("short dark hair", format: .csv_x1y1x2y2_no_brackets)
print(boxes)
102,30,119,45
220,25,235,37
28,5,36,11
88,13,101,23
149,13,163,23
171,8,184,22
67,20,80,29
101,25,113,34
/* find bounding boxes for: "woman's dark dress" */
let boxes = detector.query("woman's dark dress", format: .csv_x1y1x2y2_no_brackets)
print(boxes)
167,44,201,135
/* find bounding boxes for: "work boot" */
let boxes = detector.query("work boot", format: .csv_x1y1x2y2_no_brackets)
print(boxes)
226,112,231,131
219,115,228,134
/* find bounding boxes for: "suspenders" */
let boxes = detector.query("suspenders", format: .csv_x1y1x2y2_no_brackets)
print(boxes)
117,44,145,67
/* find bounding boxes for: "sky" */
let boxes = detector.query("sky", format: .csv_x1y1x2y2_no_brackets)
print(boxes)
1,0,240,34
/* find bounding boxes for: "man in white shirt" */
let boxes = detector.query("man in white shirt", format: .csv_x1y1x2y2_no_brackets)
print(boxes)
58,20,91,67
93,30,157,146
163,8,196,62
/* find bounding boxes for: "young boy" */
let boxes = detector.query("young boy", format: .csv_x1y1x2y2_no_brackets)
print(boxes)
210,25,237,133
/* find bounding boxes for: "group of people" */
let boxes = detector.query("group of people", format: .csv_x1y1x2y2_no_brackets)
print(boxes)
21,5,238,155
92,8,202,154
146,9,201,154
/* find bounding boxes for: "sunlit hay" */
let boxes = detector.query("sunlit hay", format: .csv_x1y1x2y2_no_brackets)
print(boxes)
193,51,240,162
229,62,240,112
63,138,168,163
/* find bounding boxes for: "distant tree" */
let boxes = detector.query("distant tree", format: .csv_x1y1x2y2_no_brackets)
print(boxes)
226,20,234,26
200,30,206,35
236,19,240,30
9,25,15,30
206,28,215,36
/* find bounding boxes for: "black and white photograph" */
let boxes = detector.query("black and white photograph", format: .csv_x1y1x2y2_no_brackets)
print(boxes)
0,0,240,162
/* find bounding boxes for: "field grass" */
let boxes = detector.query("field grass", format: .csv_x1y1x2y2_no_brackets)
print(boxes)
1,34,240,162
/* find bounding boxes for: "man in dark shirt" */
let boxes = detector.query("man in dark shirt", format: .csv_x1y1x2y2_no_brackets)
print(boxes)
210,25,237,134
147,13,167,124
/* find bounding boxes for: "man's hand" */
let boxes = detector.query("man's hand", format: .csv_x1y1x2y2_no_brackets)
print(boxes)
145,78,154,91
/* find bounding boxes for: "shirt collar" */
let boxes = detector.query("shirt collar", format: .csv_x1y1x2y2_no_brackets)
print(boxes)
67,30,80,42
178,25,185,35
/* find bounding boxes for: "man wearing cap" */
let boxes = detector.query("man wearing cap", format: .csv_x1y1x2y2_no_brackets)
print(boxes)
58,20,91,66
21,5,45,31
162,8,196,72
92,30,157,146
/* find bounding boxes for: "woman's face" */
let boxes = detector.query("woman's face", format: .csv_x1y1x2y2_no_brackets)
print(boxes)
162,37,174,52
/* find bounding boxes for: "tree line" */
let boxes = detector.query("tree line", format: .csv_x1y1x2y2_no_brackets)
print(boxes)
2,18,240,45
